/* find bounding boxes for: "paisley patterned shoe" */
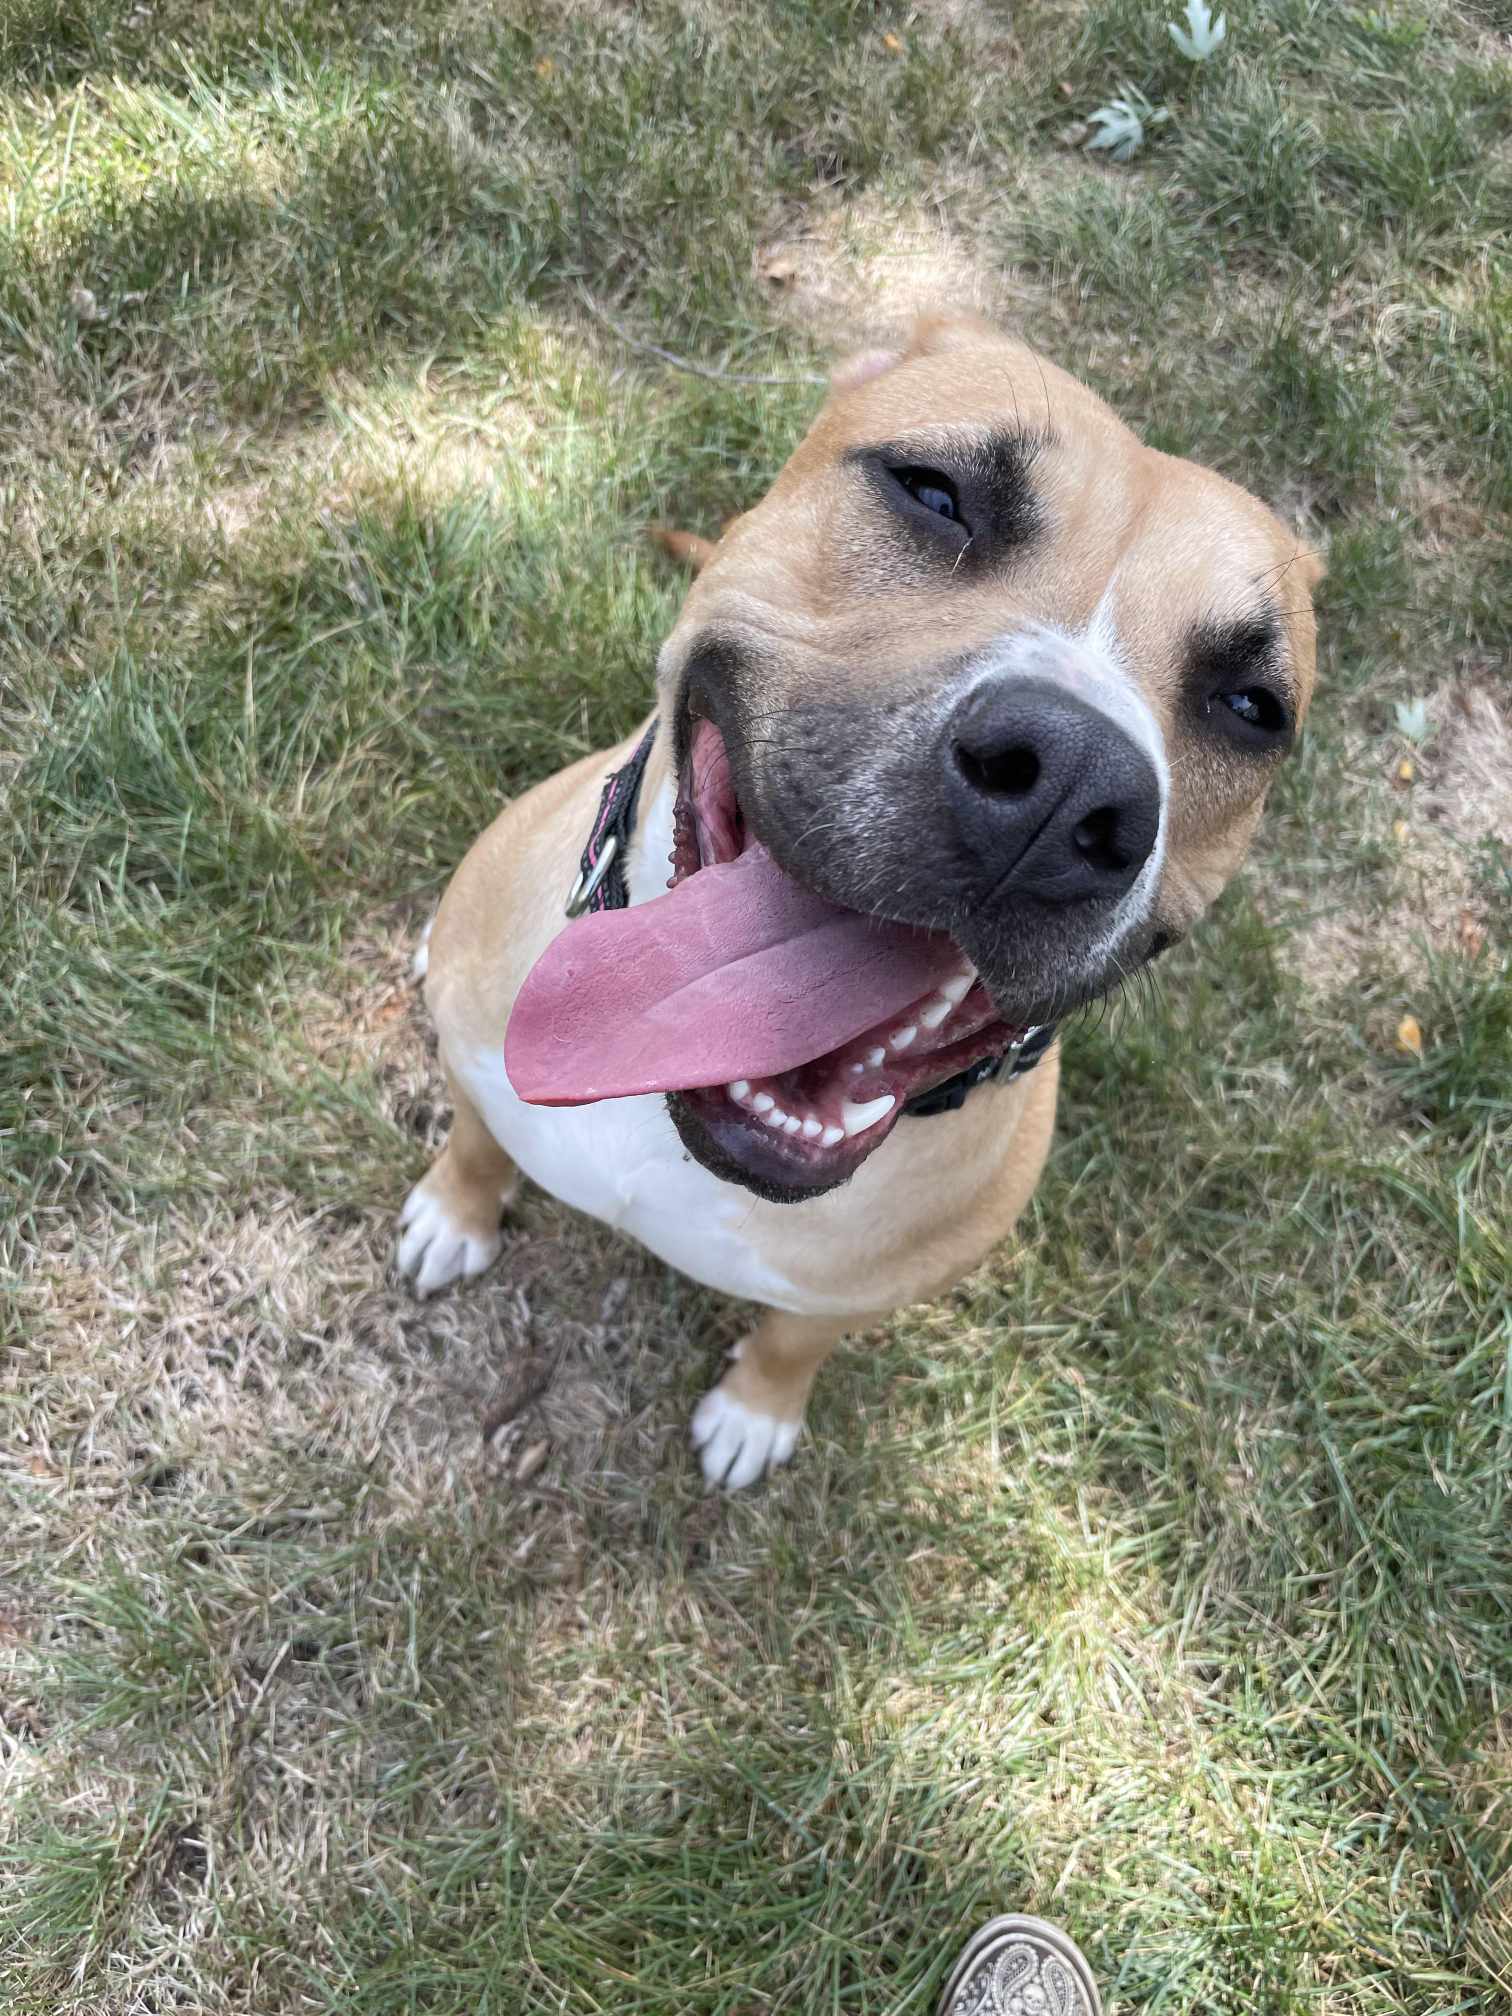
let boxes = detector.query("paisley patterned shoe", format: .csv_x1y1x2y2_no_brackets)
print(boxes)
938,1915,1103,2016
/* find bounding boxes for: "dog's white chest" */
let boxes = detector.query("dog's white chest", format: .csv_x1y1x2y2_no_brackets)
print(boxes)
455,1045,818,1312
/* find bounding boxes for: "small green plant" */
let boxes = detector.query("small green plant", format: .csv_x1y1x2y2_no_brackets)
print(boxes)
1086,4,1231,166
1393,696,1431,743
1085,87,1171,163
1169,0,1228,62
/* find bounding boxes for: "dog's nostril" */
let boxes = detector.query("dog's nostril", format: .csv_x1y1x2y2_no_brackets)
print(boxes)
956,742,1041,798
1072,807,1132,875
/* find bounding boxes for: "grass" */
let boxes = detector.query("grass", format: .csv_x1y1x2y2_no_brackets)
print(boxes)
2,1,1510,2010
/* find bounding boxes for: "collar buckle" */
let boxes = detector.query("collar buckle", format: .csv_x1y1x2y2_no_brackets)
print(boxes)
991,1023,1051,1082
993,1023,1036,1071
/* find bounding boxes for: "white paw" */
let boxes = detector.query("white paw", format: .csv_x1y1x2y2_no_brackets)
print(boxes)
395,1180,502,1297
689,1384,801,1491
411,917,434,982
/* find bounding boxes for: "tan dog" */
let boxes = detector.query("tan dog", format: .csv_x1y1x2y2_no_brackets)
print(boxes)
399,313,1321,1488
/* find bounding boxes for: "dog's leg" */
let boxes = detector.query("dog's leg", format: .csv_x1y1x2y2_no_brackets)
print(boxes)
690,1309,851,1490
396,1068,519,1297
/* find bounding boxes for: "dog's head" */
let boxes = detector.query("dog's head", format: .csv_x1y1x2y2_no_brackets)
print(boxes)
656,314,1320,1192
508,313,1321,1201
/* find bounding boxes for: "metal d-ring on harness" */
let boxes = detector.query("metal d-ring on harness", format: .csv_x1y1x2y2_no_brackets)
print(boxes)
564,836,621,918
564,719,1057,1115
564,717,660,919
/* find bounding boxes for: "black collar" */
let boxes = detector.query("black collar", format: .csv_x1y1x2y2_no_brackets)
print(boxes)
566,722,1056,1117
899,1021,1058,1113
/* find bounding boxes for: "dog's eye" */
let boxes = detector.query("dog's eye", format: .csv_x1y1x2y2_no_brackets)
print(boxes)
1219,688,1283,731
1212,686,1290,739
890,465,964,525
1188,619,1294,753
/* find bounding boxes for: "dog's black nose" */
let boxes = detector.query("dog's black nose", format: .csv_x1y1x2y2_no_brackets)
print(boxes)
945,678,1162,903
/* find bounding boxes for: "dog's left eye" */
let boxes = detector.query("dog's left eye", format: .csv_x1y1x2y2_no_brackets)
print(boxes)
890,465,964,526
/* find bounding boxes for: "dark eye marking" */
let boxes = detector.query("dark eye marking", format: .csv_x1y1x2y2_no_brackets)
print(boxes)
855,428,1048,571
1188,616,1295,752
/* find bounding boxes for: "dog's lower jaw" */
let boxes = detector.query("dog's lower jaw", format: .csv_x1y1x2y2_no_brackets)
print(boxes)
666,1090,869,1203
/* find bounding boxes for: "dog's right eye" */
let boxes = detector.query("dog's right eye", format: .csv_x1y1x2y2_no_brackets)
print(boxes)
889,465,965,528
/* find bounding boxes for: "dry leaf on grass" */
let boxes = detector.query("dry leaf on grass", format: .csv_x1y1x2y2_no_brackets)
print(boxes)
515,1439,551,1484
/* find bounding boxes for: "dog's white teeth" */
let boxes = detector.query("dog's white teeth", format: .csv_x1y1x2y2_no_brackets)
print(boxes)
752,1092,775,1113
918,996,952,1030
763,1105,790,1130
820,1124,844,1147
849,1061,866,1076
865,1046,886,1068
942,970,975,1005
801,1116,822,1140
727,1080,751,1103
890,1025,918,1051
782,1114,801,1135
840,1093,896,1138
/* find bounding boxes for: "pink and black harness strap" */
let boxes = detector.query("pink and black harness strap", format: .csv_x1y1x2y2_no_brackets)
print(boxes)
564,718,660,919
563,716,1056,1115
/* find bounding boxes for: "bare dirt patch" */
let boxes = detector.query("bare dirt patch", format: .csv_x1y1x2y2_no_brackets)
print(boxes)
753,190,1043,351
294,929,721,1500
1281,677,1511,999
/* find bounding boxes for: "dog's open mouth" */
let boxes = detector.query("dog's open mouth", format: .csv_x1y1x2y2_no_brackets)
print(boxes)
505,717,1026,1190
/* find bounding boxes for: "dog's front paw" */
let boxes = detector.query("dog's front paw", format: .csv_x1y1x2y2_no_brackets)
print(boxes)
689,1382,801,1491
396,1179,503,1298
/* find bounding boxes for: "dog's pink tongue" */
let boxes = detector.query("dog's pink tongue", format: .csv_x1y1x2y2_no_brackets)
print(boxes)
506,843,948,1104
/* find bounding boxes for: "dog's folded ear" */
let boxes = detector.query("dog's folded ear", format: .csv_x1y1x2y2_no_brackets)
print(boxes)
648,526,719,573
648,515,751,575
829,308,1002,393
828,346,904,393
901,307,1000,357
